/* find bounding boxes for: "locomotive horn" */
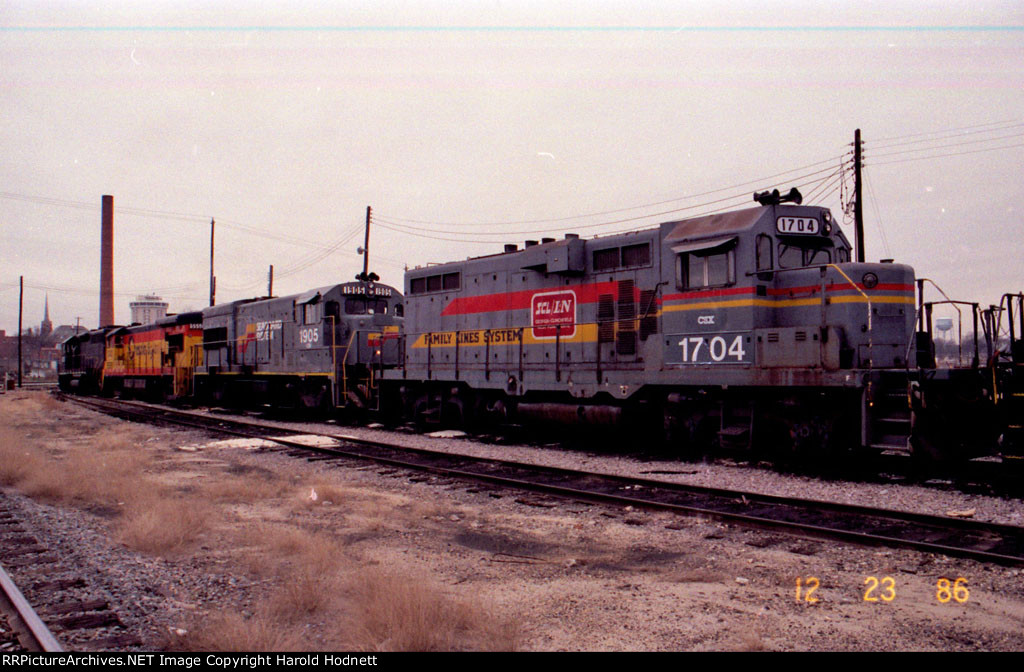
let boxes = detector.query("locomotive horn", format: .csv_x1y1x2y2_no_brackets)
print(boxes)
753,187,803,206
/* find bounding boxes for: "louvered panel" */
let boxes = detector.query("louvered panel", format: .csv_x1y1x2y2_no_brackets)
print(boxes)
597,294,615,343
639,289,658,340
616,330,636,355
617,279,635,320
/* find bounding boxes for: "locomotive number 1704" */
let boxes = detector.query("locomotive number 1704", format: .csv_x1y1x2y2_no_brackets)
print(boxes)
668,332,753,364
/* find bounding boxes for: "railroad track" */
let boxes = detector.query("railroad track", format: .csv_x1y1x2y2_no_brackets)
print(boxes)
60,393,1024,567
0,493,140,651
0,559,61,652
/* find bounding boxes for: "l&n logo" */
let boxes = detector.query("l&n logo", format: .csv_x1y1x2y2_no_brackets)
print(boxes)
531,290,576,339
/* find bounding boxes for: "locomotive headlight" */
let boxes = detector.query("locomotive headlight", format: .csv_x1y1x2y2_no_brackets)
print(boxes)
862,272,879,289
822,222,832,235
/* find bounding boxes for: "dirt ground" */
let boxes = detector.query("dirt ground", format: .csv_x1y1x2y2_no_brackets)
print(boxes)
1,390,1023,651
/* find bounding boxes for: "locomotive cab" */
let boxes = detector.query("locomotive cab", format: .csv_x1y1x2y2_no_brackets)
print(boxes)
194,281,403,412
661,203,916,375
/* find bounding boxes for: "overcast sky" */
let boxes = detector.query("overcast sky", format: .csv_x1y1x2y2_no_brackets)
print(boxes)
2,1,1022,335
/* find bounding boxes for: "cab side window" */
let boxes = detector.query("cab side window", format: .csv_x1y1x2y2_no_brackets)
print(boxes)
778,243,802,269
756,234,773,272
806,248,831,266
678,249,735,290
778,243,832,268
303,302,322,324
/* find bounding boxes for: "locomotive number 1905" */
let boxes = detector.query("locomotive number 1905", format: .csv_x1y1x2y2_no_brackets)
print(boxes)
669,333,752,364
299,326,320,347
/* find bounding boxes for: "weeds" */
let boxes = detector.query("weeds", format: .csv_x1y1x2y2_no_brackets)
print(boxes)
116,496,213,553
169,611,306,652
345,569,518,651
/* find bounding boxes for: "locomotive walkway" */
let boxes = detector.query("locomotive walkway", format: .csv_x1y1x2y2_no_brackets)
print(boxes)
60,393,1024,567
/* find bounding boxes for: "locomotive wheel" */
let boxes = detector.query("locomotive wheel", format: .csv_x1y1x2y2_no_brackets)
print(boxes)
471,394,507,431
661,405,708,461
909,411,945,478
411,393,439,429
754,414,797,466
442,395,466,428
299,381,328,411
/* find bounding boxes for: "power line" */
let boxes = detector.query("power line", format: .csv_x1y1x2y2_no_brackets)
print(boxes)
867,140,1024,166
801,168,842,204
869,117,1024,144
0,191,347,251
863,169,891,259
866,130,1024,159
380,155,845,227
374,163,842,241
866,121,1024,151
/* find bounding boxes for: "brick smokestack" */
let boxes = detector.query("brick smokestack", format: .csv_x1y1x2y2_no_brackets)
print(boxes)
99,194,114,326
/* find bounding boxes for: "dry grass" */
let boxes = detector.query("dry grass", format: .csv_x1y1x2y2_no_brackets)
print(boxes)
1,393,62,429
268,566,341,620
0,425,150,508
1,394,215,555
301,483,351,506
4,394,518,651
344,569,519,651
0,432,47,486
116,496,214,554
730,630,770,652
252,524,339,558
169,610,306,652
232,523,348,579
203,474,291,504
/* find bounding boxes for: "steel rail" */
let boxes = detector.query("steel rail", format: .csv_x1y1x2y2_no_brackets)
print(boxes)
0,562,63,652
61,394,1024,566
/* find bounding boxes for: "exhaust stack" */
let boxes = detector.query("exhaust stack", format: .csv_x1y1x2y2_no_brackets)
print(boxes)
99,194,114,326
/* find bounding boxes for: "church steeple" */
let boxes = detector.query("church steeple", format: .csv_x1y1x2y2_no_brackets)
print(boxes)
40,294,53,339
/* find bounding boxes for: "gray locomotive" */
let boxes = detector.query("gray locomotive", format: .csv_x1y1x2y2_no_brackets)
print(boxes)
384,189,1023,463
194,280,404,412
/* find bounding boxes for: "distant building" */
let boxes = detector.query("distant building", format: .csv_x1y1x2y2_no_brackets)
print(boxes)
0,298,87,381
130,295,168,325
40,295,53,339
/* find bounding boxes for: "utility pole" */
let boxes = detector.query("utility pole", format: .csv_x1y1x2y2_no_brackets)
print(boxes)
360,205,372,281
854,128,865,263
17,276,23,388
268,265,274,297
209,218,216,307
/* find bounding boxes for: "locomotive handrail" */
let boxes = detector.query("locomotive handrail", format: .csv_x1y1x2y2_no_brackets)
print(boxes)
826,264,872,373
921,299,980,369
336,326,358,408
916,277,968,368
329,315,337,406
